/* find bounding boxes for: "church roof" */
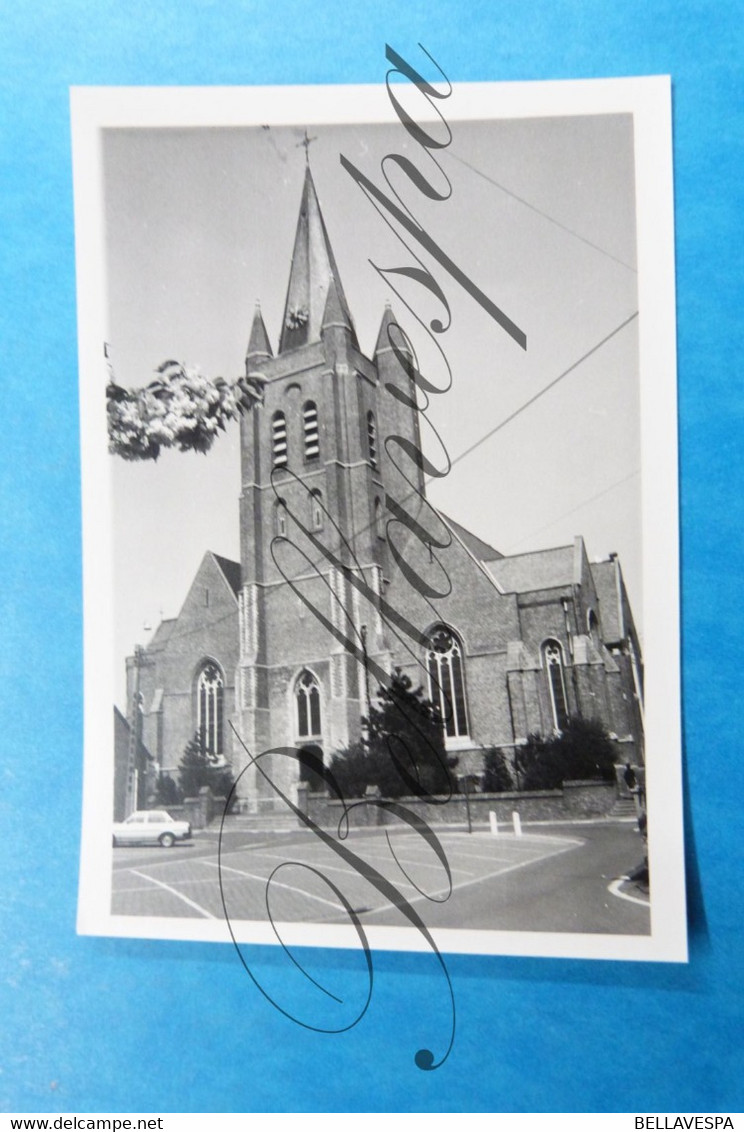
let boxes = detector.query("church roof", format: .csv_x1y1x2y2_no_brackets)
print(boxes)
246,303,272,360
211,553,241,598
589,558,624,643
278,165,357,353
114,704,153,761
374,303,411,357
484,544,575,593
145,554,239,655
439,513,503,561
322,273,353,333
147,618,176,650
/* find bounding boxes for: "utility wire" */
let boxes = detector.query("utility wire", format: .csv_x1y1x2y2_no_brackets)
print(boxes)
138,311,639,656
504,468,641,552
434,310,638,476
121,142,644,713
444,150,638,275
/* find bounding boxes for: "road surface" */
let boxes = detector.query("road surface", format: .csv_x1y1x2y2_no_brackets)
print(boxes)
111,818,649,936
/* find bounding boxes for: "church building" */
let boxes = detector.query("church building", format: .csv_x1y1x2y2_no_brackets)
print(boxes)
125,165,644,813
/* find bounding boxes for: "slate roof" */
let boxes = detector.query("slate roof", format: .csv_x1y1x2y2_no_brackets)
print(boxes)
113,704,153,761
246,303,272,360
589,558,624,643
147,618,176,650
440,513,503,561
278,165,357,353
212,553,241,598
484,545,575,594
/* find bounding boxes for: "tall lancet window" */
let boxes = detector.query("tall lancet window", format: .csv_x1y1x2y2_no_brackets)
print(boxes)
296,670,322,739
543,639,569,731
303,401,320,460
272,411,288,468
367,411,378,470
425,625,469,739
196,661,224,756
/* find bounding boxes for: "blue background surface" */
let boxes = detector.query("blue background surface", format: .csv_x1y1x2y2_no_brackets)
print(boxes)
1,0,742,1113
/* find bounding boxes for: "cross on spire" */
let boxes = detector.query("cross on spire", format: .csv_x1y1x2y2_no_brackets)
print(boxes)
296,128,317,164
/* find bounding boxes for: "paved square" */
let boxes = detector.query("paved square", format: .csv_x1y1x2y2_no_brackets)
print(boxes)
111,821,650,935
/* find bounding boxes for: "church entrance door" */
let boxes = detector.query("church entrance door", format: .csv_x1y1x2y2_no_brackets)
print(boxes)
298,743,325,793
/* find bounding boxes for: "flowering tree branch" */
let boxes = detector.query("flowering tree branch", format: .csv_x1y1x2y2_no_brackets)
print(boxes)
106,361,264,461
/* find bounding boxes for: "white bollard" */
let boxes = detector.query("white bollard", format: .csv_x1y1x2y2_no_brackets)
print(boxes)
512,810,522,837
489,811,499,836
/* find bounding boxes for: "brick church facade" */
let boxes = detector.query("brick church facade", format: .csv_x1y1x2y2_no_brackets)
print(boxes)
125,165,644,813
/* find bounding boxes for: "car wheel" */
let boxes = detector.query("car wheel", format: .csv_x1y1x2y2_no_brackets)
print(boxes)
159,832,175,848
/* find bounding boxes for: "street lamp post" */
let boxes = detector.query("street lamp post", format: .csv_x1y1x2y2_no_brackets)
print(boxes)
124,643,152,815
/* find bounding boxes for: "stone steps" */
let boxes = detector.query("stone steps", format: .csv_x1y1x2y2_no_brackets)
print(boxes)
609,797,638,818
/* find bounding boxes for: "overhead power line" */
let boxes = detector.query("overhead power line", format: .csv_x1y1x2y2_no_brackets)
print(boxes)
444,150,638,274
505,468,641,552
435,310,639,478
146,310,639,656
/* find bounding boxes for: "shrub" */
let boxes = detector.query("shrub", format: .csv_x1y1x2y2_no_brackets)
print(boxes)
481,748,515,793
515,717,617,790
153,772,181,806
329,669,453,799
177,732,236,804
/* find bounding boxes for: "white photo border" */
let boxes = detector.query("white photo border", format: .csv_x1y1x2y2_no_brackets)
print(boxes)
73,76,684,962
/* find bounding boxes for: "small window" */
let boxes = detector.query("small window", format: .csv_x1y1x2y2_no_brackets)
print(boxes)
374,497,384,539
367,411,378,470
303,401,320,460
310,489,324,532
272,411,288,468
275,499,288,537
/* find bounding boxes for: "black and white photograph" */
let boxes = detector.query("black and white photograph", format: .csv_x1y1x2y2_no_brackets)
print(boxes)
74,74,684,960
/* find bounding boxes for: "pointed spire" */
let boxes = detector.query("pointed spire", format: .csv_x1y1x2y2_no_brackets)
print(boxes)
246,303,272,361
322,273,353,334
374,302,410,357
279,166,357,353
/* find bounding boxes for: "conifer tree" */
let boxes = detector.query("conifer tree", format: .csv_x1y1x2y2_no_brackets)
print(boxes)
177,732,235,800
331,669,452,799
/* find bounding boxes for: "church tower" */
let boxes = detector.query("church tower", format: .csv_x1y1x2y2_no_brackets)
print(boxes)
123,161,645,821
234,165,421,811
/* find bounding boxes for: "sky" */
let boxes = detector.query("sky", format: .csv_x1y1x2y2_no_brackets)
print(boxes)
103,109,641,707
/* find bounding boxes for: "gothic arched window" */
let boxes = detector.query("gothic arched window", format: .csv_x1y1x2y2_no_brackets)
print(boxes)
303,401,320,460
425,625,469,739
367,411,378,470
196,661,224,756
310,489,324,532
296,669,322,739
543,639,569,731
272,411,288,468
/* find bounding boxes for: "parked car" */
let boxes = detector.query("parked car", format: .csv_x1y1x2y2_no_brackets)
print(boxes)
113,810,192,848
